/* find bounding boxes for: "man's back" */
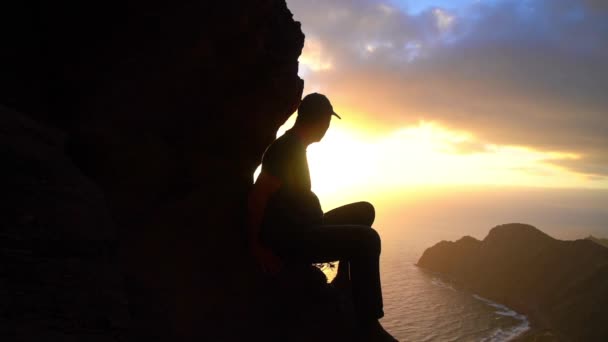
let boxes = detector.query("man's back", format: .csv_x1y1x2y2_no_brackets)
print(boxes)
261,130,310,192
260,130,323,234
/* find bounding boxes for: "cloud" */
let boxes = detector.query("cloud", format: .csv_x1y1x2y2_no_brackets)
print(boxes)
444,139,489,155
549,153,608,178
432,8,455,33
583,0,608,11
299,37,334,71
287,0,608,177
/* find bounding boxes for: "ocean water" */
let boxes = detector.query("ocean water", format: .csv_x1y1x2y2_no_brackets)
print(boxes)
323,230,531,342
379,243,530,342
320,188,608,341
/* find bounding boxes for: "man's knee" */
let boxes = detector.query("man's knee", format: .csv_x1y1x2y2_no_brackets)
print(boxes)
357,201,375,226
362,226,381,255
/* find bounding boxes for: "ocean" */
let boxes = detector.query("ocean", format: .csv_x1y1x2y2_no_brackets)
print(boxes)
380,238,529,342
320,188,608,341
323,234,529,342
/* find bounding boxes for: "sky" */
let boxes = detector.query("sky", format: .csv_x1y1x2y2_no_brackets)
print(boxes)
278,0,608,210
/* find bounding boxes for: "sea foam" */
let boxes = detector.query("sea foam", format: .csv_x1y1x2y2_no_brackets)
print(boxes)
473,294,530,341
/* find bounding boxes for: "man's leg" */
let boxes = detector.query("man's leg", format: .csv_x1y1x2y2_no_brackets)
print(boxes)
323,202,375,285
323,201,375,226
268,224,384,322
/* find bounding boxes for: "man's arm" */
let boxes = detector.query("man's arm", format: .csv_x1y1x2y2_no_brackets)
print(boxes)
248,170,283,273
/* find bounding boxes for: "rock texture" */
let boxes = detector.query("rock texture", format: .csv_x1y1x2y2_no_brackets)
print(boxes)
0,107,130,341
587,235,608,248
417,223,608,341
0,1,356,341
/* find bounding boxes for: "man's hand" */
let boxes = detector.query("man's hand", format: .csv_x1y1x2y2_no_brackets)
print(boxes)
251,242,283,275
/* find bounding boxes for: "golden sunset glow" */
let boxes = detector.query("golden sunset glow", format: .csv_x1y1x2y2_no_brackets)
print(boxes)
299,37,333,72
281,0,608,214
273,2,608,340
254,112,605,211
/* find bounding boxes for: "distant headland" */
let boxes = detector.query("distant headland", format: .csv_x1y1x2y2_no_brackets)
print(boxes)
587,235,608,248
417,223,608,341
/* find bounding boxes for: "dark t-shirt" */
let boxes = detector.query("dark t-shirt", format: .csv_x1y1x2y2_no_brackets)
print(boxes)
261,130,323,232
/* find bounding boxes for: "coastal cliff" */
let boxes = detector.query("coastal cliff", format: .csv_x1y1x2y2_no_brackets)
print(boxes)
0,1,355,341
417,223,608,341
588,235,608,248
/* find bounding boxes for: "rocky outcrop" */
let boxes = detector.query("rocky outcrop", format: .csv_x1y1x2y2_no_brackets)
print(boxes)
417,223,608,341
0,107,130,340
587,235,608,248
0,1,354,341
258,265,356,342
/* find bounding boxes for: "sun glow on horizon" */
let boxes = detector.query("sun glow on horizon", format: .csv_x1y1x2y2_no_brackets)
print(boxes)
254,112,605,210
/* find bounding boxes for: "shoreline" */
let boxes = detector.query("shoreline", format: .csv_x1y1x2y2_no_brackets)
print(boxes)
419,265,536,341
419,264,567,341
470,294,530,341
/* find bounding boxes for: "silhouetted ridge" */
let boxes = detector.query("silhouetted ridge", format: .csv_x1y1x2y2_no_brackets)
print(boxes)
484,223,553,244
587,235,608,248
457,235,481,244
418,223,608,341
417,236,480,276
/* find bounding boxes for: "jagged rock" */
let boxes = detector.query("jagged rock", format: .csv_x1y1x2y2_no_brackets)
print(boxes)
418,223,608,341
256,265,356,342
0,106,129,341
587,235,608,248
0,1,357,341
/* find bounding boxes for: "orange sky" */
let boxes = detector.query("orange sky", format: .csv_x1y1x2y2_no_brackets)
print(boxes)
269,114,605,211
281,0,608,208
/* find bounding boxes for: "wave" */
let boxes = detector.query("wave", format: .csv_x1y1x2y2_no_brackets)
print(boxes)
430,277,456,291
473,295,530,341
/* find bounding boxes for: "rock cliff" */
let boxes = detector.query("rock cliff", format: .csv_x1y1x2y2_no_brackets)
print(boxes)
587,235,608,248
417,223,608,341
0,1,353,341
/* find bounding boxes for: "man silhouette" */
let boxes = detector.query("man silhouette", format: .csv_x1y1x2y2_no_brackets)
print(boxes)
248,93,397,341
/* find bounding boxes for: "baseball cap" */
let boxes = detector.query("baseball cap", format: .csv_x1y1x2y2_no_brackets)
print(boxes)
298,93,342,120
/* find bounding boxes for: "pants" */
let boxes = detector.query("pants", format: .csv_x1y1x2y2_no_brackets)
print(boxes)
263,201,384,321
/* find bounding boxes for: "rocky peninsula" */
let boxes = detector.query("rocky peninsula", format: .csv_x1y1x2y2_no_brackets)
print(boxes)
418,223,608,341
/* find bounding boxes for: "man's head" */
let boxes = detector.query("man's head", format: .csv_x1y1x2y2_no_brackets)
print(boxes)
294,93,341,142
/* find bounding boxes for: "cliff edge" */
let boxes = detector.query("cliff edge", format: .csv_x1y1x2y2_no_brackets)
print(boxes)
418,223,608,341
0,1,357,341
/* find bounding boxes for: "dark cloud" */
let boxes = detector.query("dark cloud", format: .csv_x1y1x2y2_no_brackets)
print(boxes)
549,153,608,178
584,0,608,11
287,0,608,177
